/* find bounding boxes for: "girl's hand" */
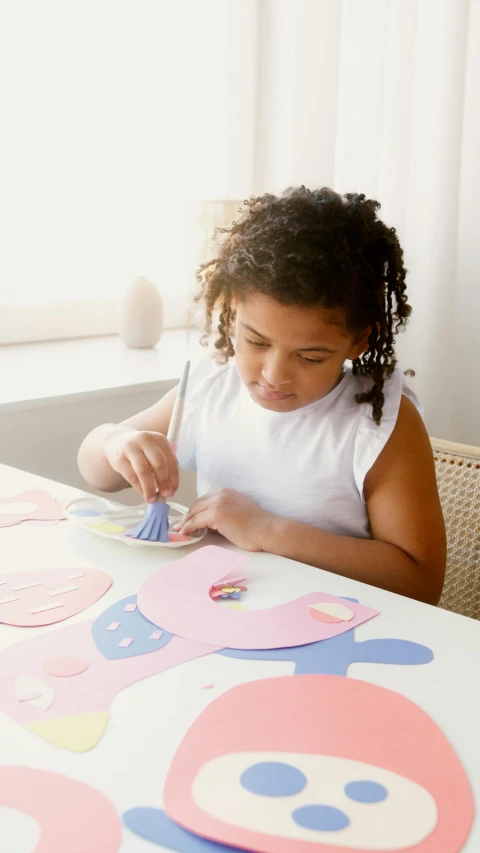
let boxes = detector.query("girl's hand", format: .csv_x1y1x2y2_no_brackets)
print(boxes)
176,488,274,551
102,426,179,503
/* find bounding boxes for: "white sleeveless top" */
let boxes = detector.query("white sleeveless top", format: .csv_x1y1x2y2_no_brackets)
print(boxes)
176,356,422,540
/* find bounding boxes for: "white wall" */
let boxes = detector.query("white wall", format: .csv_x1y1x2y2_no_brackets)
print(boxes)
0,385,197,508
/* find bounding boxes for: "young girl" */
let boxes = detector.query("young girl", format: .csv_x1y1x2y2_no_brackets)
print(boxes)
78,187,446,604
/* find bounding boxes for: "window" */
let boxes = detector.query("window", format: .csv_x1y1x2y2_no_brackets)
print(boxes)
0,0,239,343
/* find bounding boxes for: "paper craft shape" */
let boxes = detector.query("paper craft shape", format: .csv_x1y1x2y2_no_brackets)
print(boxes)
217,596,434,675
92,595,174,660
0,567,112,626
15,676,54,710
44,657,89,677
218,632,434,675
162,675,474,853
0,490,66,527
210,575,247,600
0,765,121,852
138,545,378,649
0,618,219,751
124,807,249,853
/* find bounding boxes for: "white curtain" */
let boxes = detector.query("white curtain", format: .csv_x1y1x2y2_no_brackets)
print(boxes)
246,0,480,444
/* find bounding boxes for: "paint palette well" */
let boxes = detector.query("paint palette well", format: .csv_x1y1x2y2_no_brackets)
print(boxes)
64,497,206,549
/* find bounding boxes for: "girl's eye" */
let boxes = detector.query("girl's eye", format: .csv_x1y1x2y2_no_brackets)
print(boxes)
300,356,328,364
246,338,268,348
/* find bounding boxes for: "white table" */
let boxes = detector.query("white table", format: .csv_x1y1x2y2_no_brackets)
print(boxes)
0,462,479,852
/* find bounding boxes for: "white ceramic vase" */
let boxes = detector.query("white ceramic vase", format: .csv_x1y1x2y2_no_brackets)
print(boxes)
119,276,164,348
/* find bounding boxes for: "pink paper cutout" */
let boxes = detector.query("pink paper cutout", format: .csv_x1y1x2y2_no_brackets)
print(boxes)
212,575,247,589
44,657,89,677
0,765,121,852
150,630,163,640
0,490,66,526
164,674,474,853
0,567,112,627
107,622,120,631
119,638,133,648
0,619,220,750
308,602,355,624
124,603,137,612
24,498,67,527
138,546,378,650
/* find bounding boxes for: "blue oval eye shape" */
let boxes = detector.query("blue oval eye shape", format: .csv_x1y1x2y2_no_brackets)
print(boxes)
292,805,350,831
345,780,388,803
240,762,306,797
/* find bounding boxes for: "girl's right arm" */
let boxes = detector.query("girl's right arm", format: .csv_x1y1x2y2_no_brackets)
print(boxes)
77,385,179,502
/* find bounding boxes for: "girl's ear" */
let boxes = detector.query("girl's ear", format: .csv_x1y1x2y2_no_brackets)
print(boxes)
347,327,372,360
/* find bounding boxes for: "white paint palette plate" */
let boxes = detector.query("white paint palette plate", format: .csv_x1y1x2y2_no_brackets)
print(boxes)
63,496,206,548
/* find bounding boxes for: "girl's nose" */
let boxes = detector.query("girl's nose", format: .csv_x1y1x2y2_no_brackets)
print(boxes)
261,352,292,387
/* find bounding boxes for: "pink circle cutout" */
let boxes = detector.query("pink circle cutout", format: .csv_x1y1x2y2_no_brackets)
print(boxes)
43,657,89,677
308,602,355,623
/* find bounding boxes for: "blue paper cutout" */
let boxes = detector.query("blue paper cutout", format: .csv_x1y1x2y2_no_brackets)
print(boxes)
345,780,388,803
124,808,249,852
240,762,306,797
292,804,350,831
92,595,173,660
218,631,433,675
217,597,433,675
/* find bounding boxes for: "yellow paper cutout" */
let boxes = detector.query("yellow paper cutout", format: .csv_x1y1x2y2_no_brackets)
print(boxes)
25,711,109,752
91,522,125,534
227,603,248,610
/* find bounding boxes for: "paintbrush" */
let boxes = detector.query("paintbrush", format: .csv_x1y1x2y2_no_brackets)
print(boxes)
127,360,190,542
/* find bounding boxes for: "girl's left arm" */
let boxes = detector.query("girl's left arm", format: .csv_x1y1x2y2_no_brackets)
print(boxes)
261,395,446,604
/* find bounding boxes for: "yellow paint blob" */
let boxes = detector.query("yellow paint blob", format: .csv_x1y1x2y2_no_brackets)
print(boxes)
227,603,248,610
25,711,109,752
91,522,125,534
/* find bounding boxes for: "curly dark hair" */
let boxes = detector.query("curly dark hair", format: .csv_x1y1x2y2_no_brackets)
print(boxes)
195,186,411,423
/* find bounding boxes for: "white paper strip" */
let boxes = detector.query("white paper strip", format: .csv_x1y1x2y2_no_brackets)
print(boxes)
30,602,64,614
47,585,78,597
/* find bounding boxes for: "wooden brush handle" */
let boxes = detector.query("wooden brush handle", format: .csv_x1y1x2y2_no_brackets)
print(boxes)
167,360,190,447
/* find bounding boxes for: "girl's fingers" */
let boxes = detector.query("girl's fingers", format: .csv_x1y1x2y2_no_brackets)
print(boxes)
181,510,211,534
124,447,158,502
143,444,172,497
114,459,147,498
175,497,211,528
142,436,179,497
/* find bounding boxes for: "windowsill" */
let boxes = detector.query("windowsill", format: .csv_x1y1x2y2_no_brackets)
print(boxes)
0,329,203,412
